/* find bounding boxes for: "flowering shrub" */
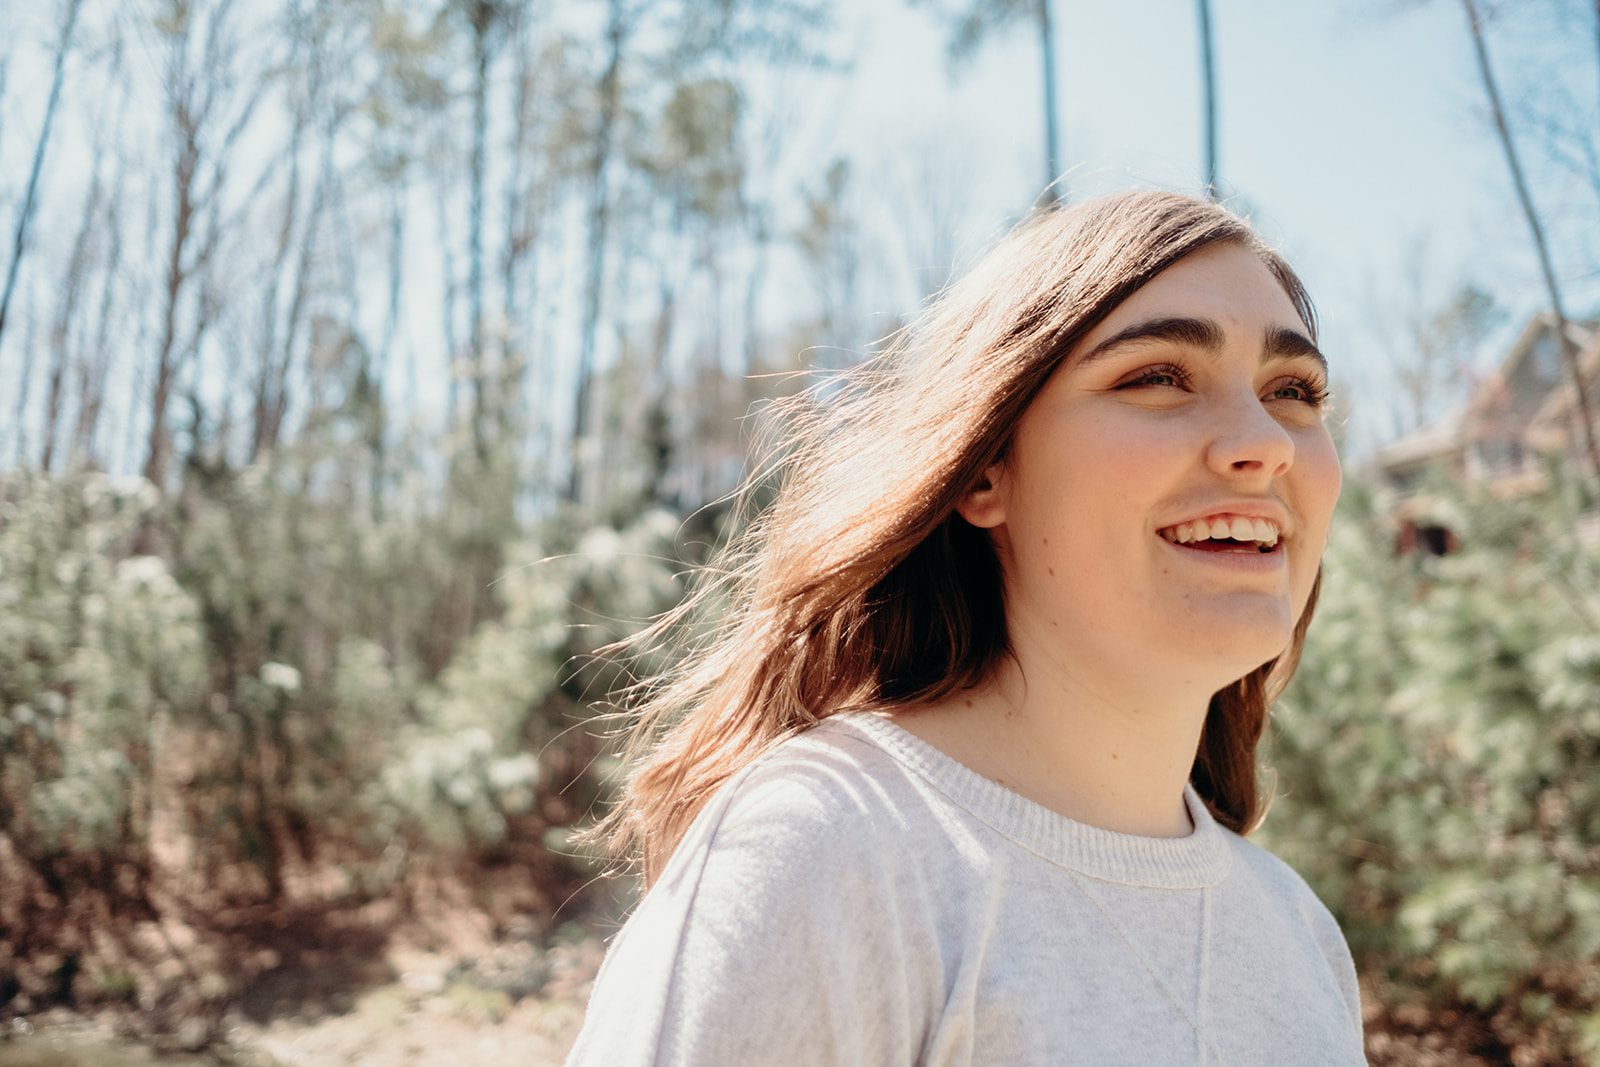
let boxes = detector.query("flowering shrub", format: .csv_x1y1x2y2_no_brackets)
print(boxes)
0,460,684,907
0,471,205,862
1262,476,1600,1061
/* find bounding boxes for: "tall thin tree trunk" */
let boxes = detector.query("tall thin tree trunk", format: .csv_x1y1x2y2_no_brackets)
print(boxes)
570,0,626,503
252,105,306,461
1196,0,1218,199
75,194,122,463
383,177,407,417
0,0,82,347
1036,0,1060,205
468,3,493,461
1460,0,1600,482
10,292,38,466
500,3,536,455
70,34,130,468
144,131,197,487
42,167,100,471
259,164,324,457
436,172,461,427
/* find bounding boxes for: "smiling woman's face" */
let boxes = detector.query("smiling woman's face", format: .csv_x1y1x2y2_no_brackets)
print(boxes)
959,241,1342,692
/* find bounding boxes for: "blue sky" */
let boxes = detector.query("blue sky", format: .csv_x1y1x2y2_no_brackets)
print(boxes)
1,0,1590,470
789,0,1591,455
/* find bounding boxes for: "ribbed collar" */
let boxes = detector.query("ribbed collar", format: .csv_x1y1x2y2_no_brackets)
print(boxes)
825,712,1232,891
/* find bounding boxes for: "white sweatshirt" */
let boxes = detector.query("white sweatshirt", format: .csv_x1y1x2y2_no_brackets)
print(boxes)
566,712,1365,1065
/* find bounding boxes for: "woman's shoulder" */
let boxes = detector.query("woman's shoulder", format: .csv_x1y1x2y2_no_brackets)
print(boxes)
686,712,955,867
570,715,961,1066
1222,828,1342,923
1216,826,1363,1028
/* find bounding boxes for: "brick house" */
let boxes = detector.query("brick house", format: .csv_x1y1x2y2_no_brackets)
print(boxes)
1375,311,1600,552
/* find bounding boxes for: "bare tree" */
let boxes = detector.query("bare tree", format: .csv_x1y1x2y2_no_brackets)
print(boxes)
143,0,268,487
1458,0,1600,481
251,36,313,461
73,175,125,464
358,1,447,433
40,134,103,471
884,142,972,305
570,0,628,503
1368,238,1504,440
247,0,361,462
0,0,83,350
56,29,137,469
461,0,511,462
794,158,860,357
908,0,1061,205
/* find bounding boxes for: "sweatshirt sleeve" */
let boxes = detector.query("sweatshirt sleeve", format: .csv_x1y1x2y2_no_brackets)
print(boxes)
564,752,934,1066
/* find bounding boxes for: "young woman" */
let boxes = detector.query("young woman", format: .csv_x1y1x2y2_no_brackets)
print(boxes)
565,190,1363,1065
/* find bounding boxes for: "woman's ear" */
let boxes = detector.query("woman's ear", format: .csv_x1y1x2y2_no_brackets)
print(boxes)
956,462,1008,529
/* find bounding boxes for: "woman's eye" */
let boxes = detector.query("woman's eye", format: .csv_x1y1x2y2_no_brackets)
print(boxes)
1266,377,1329,406
1116,365,1190,390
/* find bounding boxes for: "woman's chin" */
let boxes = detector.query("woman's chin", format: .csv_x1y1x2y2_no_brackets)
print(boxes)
1174,615,1297,688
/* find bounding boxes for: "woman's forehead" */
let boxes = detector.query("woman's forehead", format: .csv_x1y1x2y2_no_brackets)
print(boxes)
1074,244,1309,355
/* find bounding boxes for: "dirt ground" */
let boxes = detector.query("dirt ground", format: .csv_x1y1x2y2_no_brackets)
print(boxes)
2,964,1522,1067
0,932,601,1067
220,933,599,1067
0,862,1521,1067
0,855,612,1067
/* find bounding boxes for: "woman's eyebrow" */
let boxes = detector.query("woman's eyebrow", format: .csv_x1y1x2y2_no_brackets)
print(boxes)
1265,325,1328,371
1080,316,1223,364
1079,316,1327,372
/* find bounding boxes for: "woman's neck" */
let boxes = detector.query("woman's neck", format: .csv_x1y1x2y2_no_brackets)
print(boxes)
892,635,1221,837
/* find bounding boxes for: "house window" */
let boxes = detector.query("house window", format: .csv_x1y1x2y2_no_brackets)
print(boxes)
1532,332,1561,383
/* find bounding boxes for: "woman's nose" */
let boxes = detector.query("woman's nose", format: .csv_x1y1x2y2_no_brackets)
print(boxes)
1204,392,1295,480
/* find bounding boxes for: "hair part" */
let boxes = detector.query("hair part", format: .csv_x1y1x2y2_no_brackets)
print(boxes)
595,190,1322,878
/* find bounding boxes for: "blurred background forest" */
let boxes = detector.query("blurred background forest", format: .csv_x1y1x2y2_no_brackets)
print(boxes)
1,0,1599,1063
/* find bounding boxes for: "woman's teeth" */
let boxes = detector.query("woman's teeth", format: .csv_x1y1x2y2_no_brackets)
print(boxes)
1160,516,1281,548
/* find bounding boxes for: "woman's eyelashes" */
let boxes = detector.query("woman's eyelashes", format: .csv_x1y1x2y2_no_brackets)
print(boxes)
1112,362,1329,411
1265,375,1330,409
1114,363,1192,391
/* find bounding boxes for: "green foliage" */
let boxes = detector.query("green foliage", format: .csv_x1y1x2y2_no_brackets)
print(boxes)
1262,472,1600,1059
0,441,686,913
0,470,206,859
373,507,682,852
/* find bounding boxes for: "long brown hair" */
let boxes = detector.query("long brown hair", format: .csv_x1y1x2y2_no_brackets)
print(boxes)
601,190,1323,879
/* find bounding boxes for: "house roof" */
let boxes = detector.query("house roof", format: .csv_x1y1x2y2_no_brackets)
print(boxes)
1375,310,1598,477
1483,311,1593,395
1527,328,1600,446
1377,410,1463,470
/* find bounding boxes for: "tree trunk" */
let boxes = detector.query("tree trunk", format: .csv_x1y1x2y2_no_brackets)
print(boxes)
41,164,100,471
144,123,198,488
570,0,627,503
500,2,537,456
468,3,493,461
252,103,307,461
1036,0,1060,205
75,191,123,463
1196,0,1218,199
0,0,82,348
1460,0,1600,482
